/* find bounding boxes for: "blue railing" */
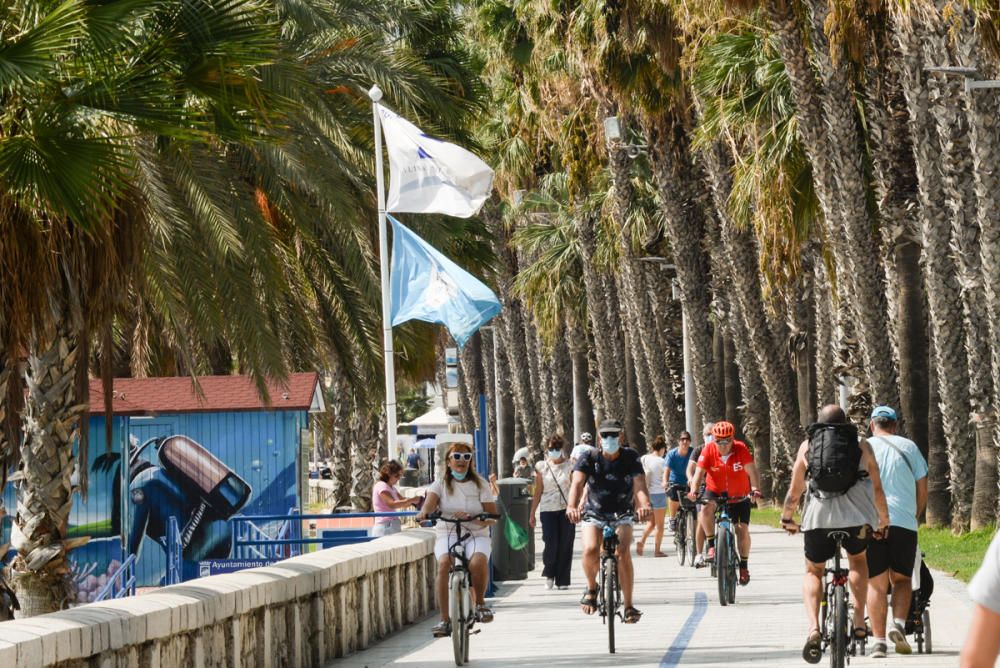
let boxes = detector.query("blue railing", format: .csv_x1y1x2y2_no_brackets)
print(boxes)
93,554,137,602
231,511,419,553
165,516,182,586
233,506,302,560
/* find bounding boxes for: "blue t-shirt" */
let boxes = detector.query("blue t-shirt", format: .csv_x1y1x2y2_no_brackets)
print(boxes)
868,435,928,532
665,447,692,485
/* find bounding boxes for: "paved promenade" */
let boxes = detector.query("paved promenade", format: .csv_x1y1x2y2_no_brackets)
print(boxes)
328,523,981,667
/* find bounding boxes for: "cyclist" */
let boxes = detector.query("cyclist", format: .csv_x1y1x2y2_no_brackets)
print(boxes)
417,441,498,638
686,421,761,584
664,431,693,533
571,432,595,464
779,404,890,664
685,423,714,553
566,418,652,624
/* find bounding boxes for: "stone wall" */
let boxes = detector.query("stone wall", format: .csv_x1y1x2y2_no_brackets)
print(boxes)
0,530,436,668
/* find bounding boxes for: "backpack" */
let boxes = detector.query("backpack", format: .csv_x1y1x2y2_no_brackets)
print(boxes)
805,422,863,497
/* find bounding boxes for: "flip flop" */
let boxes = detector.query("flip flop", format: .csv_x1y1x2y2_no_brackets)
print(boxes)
580,588,598,615
654,552,668,558
623,606,642,624
802,631,822,664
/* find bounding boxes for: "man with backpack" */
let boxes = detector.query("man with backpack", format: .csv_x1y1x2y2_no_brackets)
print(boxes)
864,405,928,658
779,404,890,665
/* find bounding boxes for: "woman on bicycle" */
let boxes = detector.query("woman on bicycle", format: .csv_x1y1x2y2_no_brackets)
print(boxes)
371,460,421,536
637,436,669,557
417,441,498,638
664,431,693,533
530,434,575,589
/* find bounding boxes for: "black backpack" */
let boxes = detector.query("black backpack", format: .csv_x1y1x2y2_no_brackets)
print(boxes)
805,422,863,497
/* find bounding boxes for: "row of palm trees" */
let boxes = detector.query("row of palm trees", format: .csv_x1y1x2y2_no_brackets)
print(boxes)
0,0,489,616
449,0,1000,538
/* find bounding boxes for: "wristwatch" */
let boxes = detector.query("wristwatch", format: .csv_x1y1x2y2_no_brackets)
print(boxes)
780,517,795,525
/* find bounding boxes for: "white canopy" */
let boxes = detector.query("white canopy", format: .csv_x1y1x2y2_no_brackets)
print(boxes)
399,406,450,434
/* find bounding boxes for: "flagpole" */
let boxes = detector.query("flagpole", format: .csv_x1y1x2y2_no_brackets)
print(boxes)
370,84,398,458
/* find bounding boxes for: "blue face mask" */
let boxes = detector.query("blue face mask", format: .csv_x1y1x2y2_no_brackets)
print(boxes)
452,469,468,481
548,449,563,459
602,436,620,454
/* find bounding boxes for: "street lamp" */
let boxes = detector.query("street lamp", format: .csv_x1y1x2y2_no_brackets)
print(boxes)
924,66,1000,92
603,115,647,159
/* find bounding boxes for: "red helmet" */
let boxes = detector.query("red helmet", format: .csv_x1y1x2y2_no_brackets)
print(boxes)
711,421,735,439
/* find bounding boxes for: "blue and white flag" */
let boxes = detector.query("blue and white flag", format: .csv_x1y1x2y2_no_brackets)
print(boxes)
389,215,501,347
378,104,494,218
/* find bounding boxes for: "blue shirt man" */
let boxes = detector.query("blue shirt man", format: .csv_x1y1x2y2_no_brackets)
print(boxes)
665,445,692,486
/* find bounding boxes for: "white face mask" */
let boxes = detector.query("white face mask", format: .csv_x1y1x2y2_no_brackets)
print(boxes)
548,449,562,459
602,435,620,454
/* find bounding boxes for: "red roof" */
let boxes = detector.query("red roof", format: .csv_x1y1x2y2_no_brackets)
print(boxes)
88,373,321,415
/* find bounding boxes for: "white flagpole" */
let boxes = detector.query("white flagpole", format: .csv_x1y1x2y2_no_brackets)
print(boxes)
370,85,398,457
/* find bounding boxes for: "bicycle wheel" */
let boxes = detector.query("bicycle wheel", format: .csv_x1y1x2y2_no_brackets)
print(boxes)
727,540,737,605
450,572,467,666
603,557,617,654
675,513,686,566
830,586,847,668
717,529,730,606
686,512,697,567
922,610,932,654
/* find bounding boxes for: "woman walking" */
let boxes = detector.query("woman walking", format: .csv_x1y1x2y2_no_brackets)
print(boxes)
530,434,575,589
371,460,420,536
637,436,669,557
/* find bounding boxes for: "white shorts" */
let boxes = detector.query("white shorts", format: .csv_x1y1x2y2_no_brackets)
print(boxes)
434,534,492,560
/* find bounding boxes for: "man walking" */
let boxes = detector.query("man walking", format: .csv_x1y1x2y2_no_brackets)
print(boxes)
865,405,928,658
780,404,890,664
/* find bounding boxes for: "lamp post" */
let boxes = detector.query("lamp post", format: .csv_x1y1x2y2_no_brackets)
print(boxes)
603,115,647,159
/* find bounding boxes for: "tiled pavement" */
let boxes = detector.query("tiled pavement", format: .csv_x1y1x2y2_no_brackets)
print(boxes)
327,523,984,667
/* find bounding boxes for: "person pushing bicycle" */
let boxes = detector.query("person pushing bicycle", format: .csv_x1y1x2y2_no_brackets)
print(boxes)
566,418,652,625
686,421,761,583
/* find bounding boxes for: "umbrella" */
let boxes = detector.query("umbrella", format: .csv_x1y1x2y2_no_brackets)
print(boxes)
414,437,438,449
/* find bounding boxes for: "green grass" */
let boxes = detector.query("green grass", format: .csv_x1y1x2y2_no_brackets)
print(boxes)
918,524,994,583
753,504,992,583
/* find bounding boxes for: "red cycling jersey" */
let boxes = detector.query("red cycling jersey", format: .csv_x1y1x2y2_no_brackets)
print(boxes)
697,440,754,498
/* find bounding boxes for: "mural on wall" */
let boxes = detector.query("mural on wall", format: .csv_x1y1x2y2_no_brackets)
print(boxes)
2,410,305,598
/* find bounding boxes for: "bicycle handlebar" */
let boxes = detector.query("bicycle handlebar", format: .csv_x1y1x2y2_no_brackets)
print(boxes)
581,510,635,524
425,512,500,524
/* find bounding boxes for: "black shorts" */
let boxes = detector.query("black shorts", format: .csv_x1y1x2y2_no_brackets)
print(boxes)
666,484,688,502
803,527,870,564
866,527,918,577
702,490,751,524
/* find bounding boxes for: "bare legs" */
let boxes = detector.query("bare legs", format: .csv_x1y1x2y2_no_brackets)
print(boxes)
638,507,666,555
436,552,491,621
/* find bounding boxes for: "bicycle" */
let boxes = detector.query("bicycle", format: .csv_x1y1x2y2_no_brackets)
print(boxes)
697,492,745,606
669,485,696,567
819,529,865,668
426,511,500,666
583,511,633,654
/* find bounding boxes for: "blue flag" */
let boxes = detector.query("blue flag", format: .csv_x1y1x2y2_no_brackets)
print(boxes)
389,215,501,347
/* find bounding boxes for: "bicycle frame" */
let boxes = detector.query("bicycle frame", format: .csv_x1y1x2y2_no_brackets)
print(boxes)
584,511,632,654
820,530,860,668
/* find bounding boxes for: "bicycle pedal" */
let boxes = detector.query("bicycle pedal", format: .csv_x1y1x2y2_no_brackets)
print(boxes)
470,629,481,635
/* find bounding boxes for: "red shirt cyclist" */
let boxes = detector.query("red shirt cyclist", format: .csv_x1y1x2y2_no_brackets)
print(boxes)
686,421,762,584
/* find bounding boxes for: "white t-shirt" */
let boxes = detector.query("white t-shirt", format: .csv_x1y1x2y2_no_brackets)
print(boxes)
427,477,496,539
641,454,667,495
535,459,572,513
970,529,1000,614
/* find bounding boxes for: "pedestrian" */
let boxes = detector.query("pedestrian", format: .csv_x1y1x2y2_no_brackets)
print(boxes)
637,435,669,557
779,404,890,664
570,432,595,464
864,405,928,657
961,529,1000,667
371,460,420,536
665,431,693,532
406,447,422,471
513,455,533,479
529,434,575,590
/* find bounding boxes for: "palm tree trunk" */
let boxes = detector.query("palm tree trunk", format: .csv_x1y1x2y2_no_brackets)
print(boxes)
643,113,724,421
325,369,353,509
723,332,742,429
349,408,380,511
896,17,977,530
640,264,685,439
458,332,483,434
926,333,952,527
575,207,626,419
0,352,17,485
790,248,817,426
813,257,838,407
493,329,516,477
550,336,574,439
623,342,644,450
568,322,597,441
11,293,85,616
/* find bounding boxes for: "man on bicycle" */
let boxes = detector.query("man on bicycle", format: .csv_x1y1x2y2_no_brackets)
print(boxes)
567,418,652,625
780,404,890,663
686,421,761,584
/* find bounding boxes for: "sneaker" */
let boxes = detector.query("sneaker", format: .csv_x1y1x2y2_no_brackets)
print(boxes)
546,577,555,590
706,546,716,561
557,585,569,590
432,620,451,637
739,567,750,585
476,605,494,623
668,518,678,532
694,554,706,568
888,623,912,655
870,642,887,658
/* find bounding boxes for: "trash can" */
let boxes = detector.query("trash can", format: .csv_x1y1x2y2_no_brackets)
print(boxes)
492,478,533,581
400,468,419,488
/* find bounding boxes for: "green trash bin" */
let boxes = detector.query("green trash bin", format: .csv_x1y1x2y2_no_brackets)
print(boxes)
492,478,533,581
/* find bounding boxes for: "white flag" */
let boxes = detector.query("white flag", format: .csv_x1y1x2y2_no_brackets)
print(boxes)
377,104,494,218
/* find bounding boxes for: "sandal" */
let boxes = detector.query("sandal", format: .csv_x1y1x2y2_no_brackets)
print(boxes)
623,606,642,624
432,620,451,638
802,631,822,664
476,604,494,623
580,588,598,615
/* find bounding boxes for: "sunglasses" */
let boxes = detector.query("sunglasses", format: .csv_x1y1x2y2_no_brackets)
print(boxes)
599,432,619,439
679,437,691,442
715,438,733,446
450,452,473,462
